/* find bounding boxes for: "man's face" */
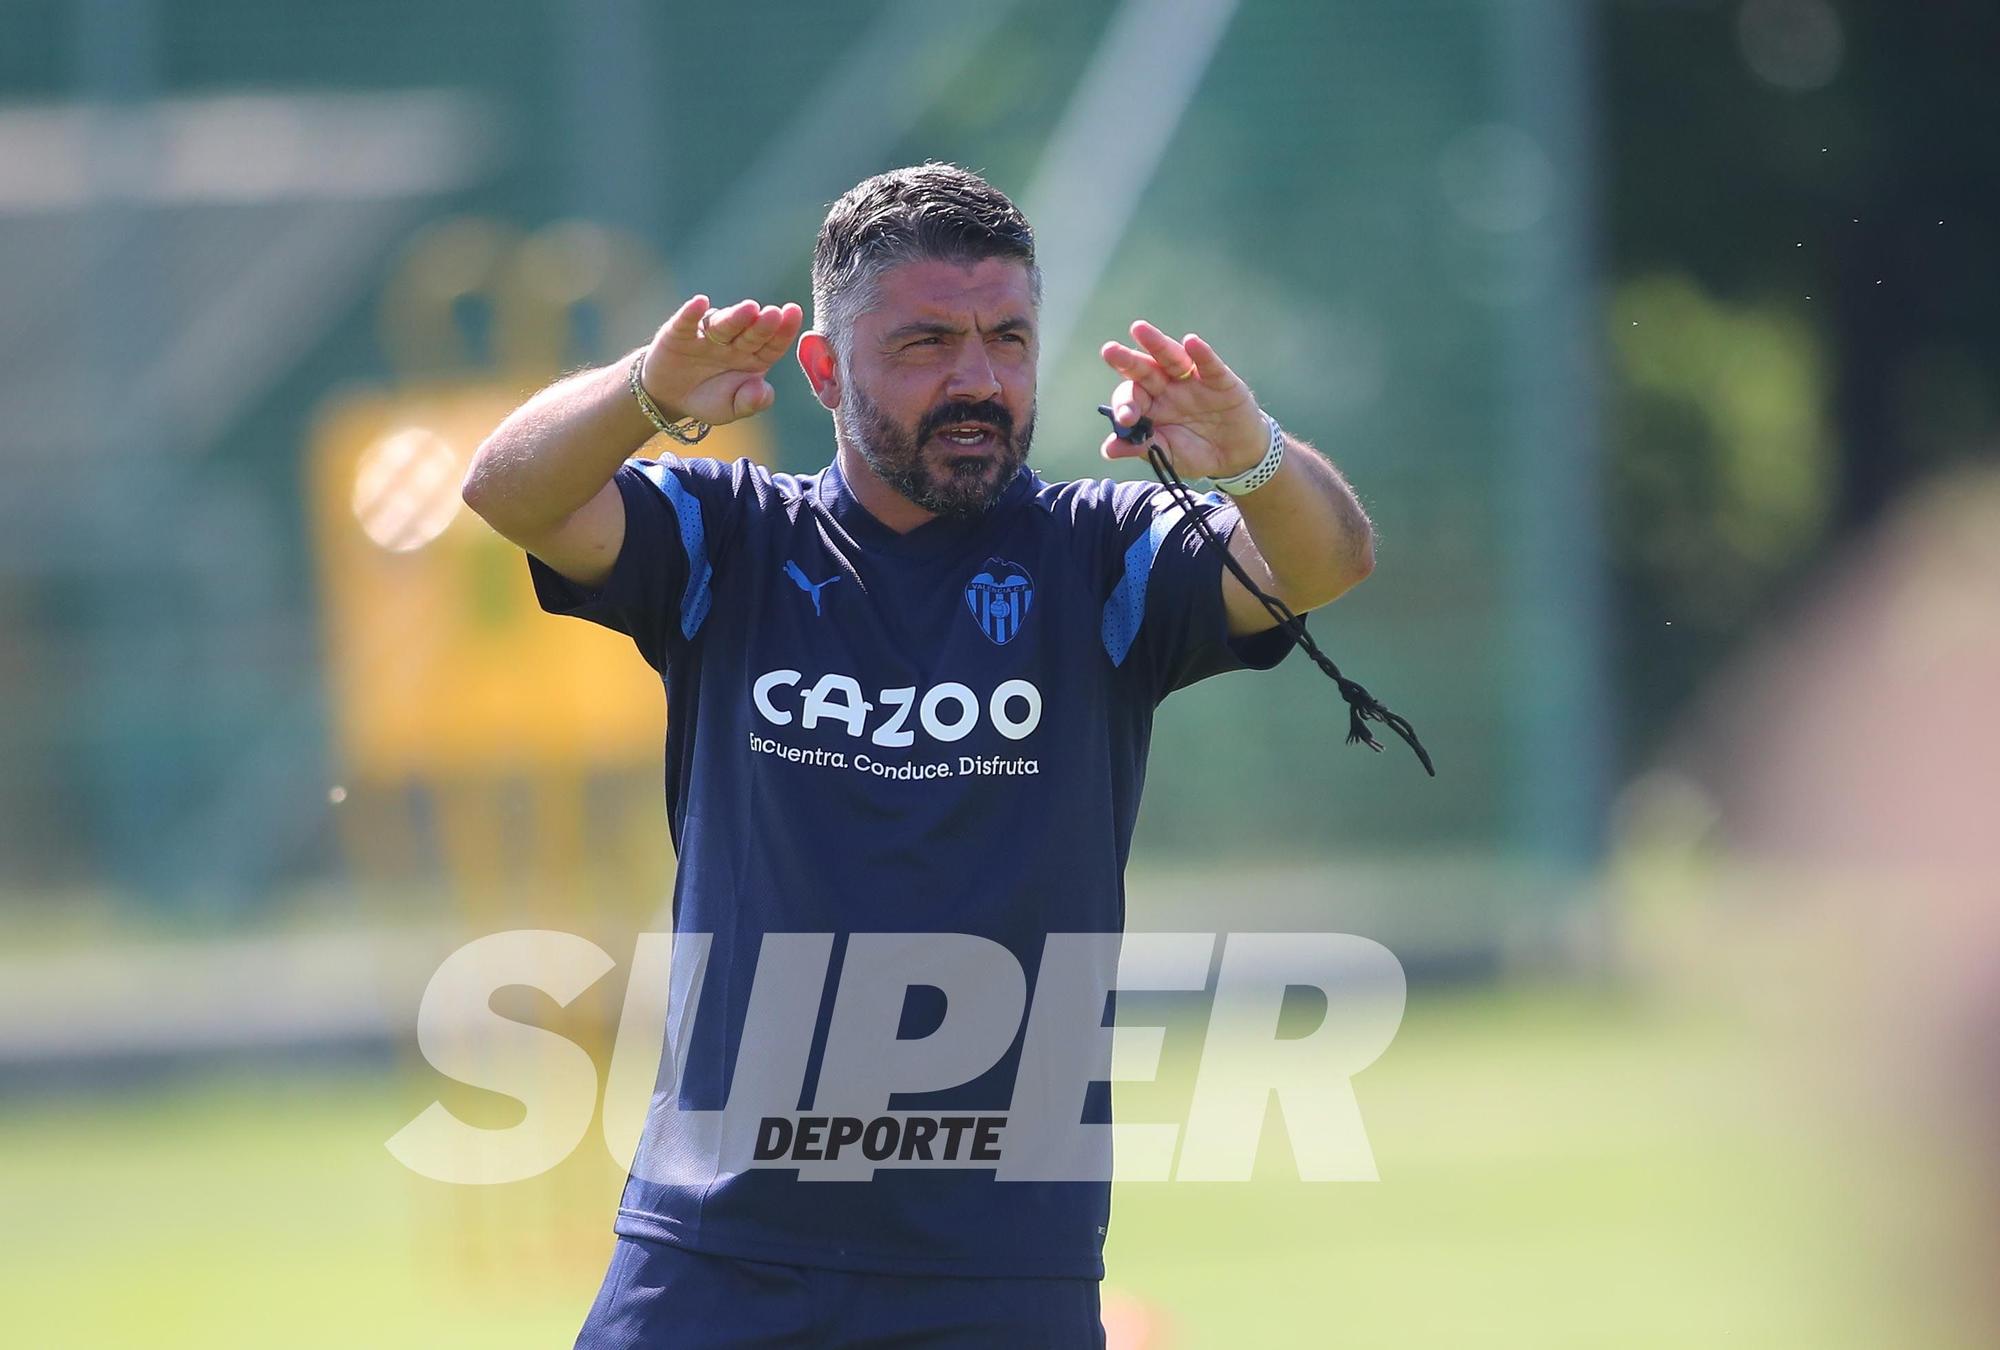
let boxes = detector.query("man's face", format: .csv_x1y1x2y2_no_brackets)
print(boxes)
838,257,1038,518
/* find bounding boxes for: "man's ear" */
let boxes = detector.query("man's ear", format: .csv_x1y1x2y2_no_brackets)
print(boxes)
797,332,841,411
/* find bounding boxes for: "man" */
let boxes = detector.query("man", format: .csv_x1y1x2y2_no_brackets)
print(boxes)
462,163,1375,1347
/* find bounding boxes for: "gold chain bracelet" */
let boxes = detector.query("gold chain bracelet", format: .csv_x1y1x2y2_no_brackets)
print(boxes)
628,350,712,445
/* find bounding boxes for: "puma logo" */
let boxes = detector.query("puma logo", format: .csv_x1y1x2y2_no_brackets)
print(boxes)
783,560,843,617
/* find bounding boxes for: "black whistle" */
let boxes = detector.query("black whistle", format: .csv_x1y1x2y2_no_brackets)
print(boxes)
1095,404,1153,445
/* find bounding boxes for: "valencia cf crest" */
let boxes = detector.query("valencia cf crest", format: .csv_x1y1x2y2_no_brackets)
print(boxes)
964,557,1033,645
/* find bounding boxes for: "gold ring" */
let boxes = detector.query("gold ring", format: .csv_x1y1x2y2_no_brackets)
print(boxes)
1175,367,1197,381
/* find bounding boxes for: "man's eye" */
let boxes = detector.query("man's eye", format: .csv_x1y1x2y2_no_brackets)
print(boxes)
996,333,1028,345
906,337,942,348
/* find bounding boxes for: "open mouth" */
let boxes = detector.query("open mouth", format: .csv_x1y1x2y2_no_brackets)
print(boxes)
931,423,1001,451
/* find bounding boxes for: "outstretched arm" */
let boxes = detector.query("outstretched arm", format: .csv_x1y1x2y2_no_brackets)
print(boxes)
1099,321,1374,636
462,295,803,587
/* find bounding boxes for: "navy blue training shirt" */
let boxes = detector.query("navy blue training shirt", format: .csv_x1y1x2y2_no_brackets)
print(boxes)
530,452,1289,1278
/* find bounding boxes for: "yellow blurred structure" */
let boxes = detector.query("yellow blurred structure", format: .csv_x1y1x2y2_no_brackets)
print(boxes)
310,382,665,777
309,216,772,780
300,217,773,1294
304,216,773,900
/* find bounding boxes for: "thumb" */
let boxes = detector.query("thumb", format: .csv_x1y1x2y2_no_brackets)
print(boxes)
731,376,774,419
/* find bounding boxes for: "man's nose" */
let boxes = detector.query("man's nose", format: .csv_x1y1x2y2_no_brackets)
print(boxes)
944,339,1002,402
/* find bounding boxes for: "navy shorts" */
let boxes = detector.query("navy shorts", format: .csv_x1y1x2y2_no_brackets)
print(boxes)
574,1235,1105,1349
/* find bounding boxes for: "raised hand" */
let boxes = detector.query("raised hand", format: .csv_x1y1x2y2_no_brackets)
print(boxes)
1099,321,1267,478
640,295,806,426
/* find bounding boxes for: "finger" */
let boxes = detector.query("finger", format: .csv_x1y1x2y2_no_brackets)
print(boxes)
755,302,803,356
1100,341,1167,397
754,303,806,361
1183,333,1236,385
1108,377,1152,427
738,304,787,351
703,298,762,343
700,298,762,344
1131,320,1197,382
662,294,711,340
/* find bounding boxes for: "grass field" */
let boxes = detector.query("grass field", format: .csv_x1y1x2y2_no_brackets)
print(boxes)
0,983,1953,1348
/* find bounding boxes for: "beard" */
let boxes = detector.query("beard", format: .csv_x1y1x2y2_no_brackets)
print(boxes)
839,382,1034,519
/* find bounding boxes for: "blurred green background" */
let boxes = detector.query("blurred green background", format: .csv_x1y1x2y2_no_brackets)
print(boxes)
3,0,1997,1345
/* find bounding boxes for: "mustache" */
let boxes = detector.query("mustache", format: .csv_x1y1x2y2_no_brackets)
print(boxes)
917,400,1014,445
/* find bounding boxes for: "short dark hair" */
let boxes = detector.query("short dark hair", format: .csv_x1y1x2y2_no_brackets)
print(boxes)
812,163,1039,356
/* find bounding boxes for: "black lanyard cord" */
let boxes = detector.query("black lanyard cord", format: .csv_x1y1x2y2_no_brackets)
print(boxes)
1099,405,1435,776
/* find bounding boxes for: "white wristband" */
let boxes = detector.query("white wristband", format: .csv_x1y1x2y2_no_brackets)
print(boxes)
1211,413,1286,497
